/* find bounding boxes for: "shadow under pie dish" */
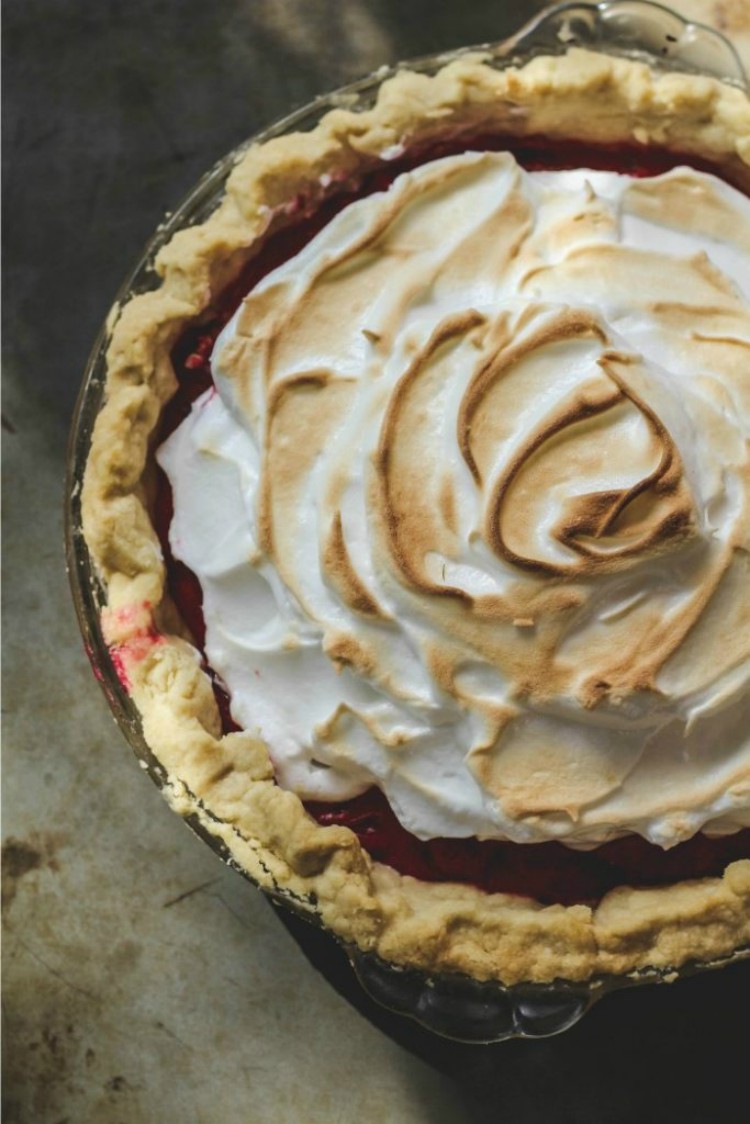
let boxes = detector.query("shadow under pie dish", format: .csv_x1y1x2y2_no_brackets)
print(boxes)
70,4,750,1039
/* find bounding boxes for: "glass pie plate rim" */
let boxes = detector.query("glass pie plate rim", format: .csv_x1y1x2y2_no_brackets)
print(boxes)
65,0,750,1044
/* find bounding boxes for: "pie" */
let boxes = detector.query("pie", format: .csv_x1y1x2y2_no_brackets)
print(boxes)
81,47,750,986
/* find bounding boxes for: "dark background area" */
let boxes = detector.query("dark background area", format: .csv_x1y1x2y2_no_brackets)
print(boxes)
5,0,544,428
4,2,749,1121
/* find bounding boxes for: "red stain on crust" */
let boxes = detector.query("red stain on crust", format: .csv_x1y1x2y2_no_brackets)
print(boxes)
108,646,132,690
101,602,164,691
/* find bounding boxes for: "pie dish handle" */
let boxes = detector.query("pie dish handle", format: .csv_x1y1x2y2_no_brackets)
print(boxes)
347,948,595,1043
497,0,748,89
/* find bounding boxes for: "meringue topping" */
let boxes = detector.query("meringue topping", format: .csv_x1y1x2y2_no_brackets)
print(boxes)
158,152,750,848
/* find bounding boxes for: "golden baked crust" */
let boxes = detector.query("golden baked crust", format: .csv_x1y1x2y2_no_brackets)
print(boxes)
82,49,750,985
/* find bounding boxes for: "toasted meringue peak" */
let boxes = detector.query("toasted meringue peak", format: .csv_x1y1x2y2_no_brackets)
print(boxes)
158,152,750,847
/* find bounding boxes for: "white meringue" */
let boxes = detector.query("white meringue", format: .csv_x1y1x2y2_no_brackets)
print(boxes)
158,151,750,848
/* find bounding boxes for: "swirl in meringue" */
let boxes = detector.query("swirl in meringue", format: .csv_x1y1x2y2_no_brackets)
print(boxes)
158,151,750,848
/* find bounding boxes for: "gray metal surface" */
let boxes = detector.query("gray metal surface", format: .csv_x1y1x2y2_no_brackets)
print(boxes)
3,2,749,1121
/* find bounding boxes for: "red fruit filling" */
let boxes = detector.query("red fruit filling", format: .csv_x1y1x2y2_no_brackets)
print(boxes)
154,134,750,905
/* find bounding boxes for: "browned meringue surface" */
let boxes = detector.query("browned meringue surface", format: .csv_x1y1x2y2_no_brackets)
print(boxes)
83,50,750,982
160,153,750,850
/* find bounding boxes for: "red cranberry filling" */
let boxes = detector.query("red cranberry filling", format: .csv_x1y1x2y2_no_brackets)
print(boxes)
155,134,750,905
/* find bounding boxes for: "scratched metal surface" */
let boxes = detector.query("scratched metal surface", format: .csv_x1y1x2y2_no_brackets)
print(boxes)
3,2,750,1122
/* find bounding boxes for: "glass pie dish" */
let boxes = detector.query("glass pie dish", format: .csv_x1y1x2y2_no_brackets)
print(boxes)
66,0,750,1043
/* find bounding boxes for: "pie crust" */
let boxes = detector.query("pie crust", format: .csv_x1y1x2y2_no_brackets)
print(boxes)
81,48,750,985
